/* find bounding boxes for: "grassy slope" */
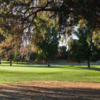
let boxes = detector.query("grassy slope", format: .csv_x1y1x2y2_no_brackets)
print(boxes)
0,61,100,83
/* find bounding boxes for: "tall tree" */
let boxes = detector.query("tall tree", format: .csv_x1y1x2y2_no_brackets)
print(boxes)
58,46,68,59
0,33,5,64
0,37,17,66
68,24,99,68
31,12,60,67
68,40,84,63
35,26,60,67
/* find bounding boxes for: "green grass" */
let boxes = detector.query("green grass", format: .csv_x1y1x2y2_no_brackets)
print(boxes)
0,61,100,83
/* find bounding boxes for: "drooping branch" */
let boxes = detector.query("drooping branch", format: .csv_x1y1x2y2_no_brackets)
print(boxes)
0,0,100,37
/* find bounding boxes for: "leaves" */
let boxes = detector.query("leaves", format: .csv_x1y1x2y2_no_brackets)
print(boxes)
68,23,99,65
31,12,60,62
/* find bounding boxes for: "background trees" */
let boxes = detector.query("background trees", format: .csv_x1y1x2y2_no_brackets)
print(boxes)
20,46,30,63
68,40,83,63
0,0,100,67
0,33,5,64
68,24,100,68
58,46,68,59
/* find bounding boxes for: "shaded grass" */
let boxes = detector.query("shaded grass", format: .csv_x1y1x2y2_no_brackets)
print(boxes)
0,61,100,83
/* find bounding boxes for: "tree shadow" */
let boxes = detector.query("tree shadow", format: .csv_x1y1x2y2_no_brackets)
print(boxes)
0,83,100,100
0,64,63,68
1,61,100,70
81,67,100,71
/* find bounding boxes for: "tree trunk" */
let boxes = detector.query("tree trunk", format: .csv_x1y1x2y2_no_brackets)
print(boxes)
10,60,12,66
87,59,90,68
47,61,50,67
0,58,1,64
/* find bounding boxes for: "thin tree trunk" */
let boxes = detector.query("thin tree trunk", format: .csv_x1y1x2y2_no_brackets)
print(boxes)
0,58,1,64
47,61,50,67
87,59,90,68
10,60,12,66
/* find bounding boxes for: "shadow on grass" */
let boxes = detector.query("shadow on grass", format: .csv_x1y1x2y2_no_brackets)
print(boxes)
53,60,100,66
0,64,63,68
1,61,100,70
63,65,100,71
0,83,100,100
81,67,100,71
1,61,28,64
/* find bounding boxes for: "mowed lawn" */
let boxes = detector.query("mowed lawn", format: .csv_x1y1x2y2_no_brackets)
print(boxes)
0,61,100,83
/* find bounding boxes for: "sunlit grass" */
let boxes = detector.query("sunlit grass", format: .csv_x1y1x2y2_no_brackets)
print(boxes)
0,61,100,83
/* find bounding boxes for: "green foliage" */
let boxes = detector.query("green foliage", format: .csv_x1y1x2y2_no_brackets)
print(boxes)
1,0,100,38
30,52,37,60
0,33,5,63
90,45,100,62
13,51,21,62
0,33,5,43
58,46,68,59
59,46,66,53
36,26,60,62
31,12,60,66
68,40,84,63
92,30,100,49
68,24,100,68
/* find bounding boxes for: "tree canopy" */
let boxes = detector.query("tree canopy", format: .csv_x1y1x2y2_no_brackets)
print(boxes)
68,24,100,68
31,12,60,67
0,0,100,37
0,0,100,67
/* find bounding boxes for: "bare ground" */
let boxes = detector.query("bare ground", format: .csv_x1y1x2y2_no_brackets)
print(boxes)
0,81,100,100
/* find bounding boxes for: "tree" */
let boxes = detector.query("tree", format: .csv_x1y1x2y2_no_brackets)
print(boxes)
58,46,68,59
0,17,6,64
0,0,100,38
68,40,84,63
0,33,5,64
92,30,100,49
90,44,100,62
33,24,60,67
13,46,21,65
0,37,17,66
31,12,60,67
30,52,37,61
0,15,22,65
36,27,60,67
68,24,99,68
20,46,30,63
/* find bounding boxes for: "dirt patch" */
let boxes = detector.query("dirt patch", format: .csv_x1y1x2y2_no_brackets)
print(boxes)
0,81,100,100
